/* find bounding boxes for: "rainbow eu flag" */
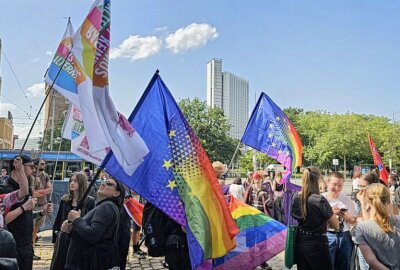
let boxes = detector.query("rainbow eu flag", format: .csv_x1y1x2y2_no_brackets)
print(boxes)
241,92,302,189
213,195,287,270
104,71,239,269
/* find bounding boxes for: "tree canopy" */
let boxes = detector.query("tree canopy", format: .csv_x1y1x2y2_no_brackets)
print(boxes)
178,98,239,164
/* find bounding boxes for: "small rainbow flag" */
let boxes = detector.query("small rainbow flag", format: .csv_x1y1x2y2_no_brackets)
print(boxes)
213,195,287,270
124,198,144,226
368,134,389,184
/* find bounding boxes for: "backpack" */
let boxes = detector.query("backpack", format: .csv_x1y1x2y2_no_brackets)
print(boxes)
142,202,169,257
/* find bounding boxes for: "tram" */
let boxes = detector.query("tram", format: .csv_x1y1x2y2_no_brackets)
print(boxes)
0,150,96,180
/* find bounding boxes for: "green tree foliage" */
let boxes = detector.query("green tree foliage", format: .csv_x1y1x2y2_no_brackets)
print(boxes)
241,107,398,173
240,149,276,172
178,98,239,164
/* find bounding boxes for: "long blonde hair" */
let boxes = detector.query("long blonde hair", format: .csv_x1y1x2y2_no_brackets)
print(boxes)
366,183,393,233
300,166,321,218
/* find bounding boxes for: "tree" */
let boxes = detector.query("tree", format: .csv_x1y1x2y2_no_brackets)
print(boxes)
178,98,239,164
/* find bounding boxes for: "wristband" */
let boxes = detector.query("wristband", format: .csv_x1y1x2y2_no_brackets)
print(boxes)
20,205,26,213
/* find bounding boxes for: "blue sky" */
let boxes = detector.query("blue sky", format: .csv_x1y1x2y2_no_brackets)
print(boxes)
1,0,399,138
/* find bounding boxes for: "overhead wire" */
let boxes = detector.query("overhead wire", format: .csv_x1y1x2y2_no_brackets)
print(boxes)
1,49,39,116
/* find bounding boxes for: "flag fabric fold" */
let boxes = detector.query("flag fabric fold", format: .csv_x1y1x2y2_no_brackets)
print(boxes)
368,134,389,184
241,92,302,190
213,195,287,270
45,0,149,175
104,72,239,269
124,198,144,227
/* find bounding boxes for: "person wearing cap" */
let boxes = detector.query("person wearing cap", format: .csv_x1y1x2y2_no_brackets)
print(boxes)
62,178,125,270
0,155,38,270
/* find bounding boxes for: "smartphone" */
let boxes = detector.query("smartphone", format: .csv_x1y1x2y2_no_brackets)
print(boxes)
340,208,348,213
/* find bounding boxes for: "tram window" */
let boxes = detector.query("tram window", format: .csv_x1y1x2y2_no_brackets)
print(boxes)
66,162,82,179
46,161,63,180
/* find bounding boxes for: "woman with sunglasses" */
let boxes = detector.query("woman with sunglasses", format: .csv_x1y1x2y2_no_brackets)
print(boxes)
63,177,125,270
50,172,95,270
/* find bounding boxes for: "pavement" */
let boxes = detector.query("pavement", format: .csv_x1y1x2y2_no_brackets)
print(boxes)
32,231,294,270
32,179,353,269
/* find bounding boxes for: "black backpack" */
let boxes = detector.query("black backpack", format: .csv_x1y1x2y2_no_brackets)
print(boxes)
142,202,169,257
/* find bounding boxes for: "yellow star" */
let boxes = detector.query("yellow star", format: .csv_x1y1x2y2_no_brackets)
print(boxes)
278,150,282,154
283,118,287,123
272,142,276,147
276,116,281,121
169,130,176,137
166,180,177,191
285,151,290,156
269,123,274,128
162,159,173,170
268,133,273,138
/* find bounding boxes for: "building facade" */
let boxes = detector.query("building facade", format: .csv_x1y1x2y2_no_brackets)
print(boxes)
206,59,249,139
0,112,14,149
44,87,69,150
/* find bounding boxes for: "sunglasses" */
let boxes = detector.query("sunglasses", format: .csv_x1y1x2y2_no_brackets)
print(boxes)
102,180,116,188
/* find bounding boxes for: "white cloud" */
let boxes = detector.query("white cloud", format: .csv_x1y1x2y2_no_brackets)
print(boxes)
110,35,162,61
155,26,168,32
26,83,46,97
45,51,53,55
0,103,16,115
29,57,40,63
165,23,218,53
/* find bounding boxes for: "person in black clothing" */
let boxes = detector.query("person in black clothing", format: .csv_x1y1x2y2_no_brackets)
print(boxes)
291,166,339,270
50,172,95,270
62,178,125,270
117,185,134,270
0,155,36,270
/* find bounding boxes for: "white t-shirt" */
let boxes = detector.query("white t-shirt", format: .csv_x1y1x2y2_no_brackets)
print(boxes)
322,192,357,232
229,184,245,202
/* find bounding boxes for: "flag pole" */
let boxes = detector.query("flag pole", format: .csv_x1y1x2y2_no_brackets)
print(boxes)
226,141,241,175
48,137,63,201
19,18,72,155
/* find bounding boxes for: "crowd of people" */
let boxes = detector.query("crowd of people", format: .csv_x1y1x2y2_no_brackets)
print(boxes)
0,155,399,270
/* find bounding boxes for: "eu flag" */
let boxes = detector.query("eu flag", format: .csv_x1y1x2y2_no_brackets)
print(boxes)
241,93,302,189
104,71,238,269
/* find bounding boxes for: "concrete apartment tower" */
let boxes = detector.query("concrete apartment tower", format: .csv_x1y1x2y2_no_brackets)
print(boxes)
206,59,249,139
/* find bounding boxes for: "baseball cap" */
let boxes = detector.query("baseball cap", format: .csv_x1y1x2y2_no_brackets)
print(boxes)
9,155,35,171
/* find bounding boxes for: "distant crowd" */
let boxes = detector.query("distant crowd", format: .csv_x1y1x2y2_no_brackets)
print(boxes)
0,156,399,270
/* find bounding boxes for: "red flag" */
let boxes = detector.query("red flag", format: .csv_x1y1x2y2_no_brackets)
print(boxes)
124,198,144,226
368,134,389,184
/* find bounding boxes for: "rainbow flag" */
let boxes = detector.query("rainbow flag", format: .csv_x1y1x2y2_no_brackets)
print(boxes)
368,134,389,184
241,92,302,189
124,198,144,226
46,0,149,175
213,195,287,270
104,72,239,269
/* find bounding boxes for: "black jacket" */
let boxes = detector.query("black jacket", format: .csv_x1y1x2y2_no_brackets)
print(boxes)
52,195,95,243
64,198,120,270
0,177,33,247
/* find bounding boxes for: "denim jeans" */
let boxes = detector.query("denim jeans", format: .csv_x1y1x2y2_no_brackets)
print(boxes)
327,231,353,270
295,233,334,270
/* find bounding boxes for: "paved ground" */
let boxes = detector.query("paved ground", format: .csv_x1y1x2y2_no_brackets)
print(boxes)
33,178,354,269
32,231,294,270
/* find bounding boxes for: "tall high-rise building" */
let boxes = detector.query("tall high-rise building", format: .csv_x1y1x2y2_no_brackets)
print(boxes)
206,59,249,139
